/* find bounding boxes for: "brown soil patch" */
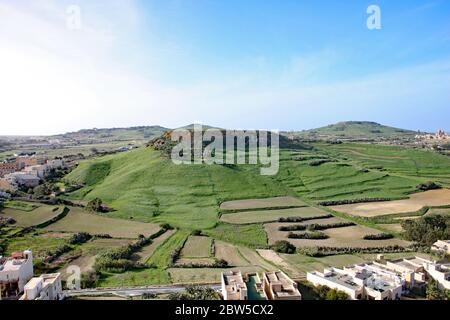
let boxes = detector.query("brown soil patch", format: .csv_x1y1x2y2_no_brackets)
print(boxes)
330,189,450,217
265,223,410,248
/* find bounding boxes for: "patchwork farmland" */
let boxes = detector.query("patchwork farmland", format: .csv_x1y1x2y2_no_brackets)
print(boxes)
330,189,450,217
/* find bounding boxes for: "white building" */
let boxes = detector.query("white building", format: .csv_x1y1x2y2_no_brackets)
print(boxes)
23,165,48,179
20,273,63,300
262,271,301,300
221,271,248,300
6,173,40,188
432,240,450,255
423,261,450,290
0,250,34,299
307,264,403,300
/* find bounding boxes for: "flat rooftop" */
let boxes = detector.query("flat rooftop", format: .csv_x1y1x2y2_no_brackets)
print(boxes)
264,271,301,298
0,258,27,272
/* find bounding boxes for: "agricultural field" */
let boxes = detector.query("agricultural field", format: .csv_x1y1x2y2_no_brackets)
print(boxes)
180,236,212,258
220,207,328,224
264,221,410,248
1,205,64,227
175,235,215,266
137,229,176,262
330,189,450,217
22,136,447,288
220,196,306,211
3,231,69,258
214,240,250,267
44,207,160,238
60,238,134,279
426,207,450,216
203,223,267,248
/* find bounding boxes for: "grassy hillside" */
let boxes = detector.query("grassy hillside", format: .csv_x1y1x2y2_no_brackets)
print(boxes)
65,141,450,228
66,147,291,229
292,121,417,141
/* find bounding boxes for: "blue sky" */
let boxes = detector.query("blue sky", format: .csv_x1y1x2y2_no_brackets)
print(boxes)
0,0,449,134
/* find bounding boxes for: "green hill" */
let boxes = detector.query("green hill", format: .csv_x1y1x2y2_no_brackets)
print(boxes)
292,121,418,141
65,147,291,229
65,138,450,229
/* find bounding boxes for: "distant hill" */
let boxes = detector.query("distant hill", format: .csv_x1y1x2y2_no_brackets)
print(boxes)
52,126,169,143
289,121,418,141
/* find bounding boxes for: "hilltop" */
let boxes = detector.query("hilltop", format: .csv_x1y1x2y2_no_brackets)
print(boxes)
289,121,418,141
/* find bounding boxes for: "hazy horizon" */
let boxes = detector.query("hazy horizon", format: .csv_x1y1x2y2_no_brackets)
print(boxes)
0,120,446,137
1,1,449,135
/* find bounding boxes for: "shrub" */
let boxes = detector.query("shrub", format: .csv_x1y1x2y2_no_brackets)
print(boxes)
319,198,391,206
417,181,441,191
169,286,221,300
69,232,92,245
298,245,410,257
278,214,333,223
288,232,328,239
272,240,296,254
81,271,101,289
363,233,394,240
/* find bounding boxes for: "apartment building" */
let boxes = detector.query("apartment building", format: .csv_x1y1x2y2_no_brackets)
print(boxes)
15,156,46,168
0,162,19,177
221,271,248,300
423,262,450,290
262,271,301,300
20,273,63,300
0,250,34,299
307,264,403,300
374,256,427,289
6,173,40,188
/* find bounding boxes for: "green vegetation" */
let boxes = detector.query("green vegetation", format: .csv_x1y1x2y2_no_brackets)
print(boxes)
3,200,39,212
363,233,394,240
288,231,328,239
401,215,449,246
168,285,222,300
271,240,296,254
426,279,450,300
204,223,267,248
314,285,349,300
295,121,417,140
66,147,290,228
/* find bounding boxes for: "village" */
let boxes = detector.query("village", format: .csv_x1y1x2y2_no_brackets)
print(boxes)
0,239,448,300
0,154,66,194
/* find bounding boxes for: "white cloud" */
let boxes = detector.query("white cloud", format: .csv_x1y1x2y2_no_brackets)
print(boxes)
0,1,449,135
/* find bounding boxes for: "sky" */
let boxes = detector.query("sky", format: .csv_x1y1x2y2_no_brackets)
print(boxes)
0,0,449,135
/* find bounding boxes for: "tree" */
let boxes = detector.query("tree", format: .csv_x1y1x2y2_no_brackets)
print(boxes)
272,240,296,254
325,289,349,300
401,215,449,246
87,198,103,212
426,279,447,300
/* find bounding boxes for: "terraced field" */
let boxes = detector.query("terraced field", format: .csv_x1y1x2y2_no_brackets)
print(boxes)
45,207,160,238
220,207,328,224
1,205,64,227
330,189,450,217
220,196,306,210
265,221,410,248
